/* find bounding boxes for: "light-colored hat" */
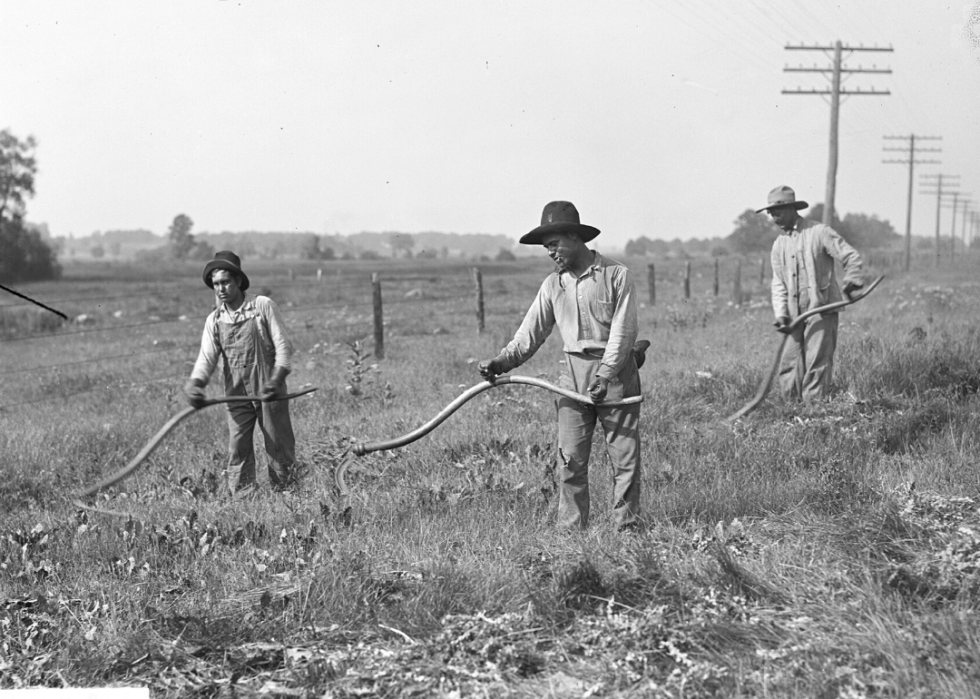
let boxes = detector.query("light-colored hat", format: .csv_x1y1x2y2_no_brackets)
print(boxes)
520,201,600,245
756,185,809,214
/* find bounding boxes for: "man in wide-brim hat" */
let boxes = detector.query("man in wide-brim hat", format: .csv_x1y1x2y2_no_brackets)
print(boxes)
760,186,864,401
478,201,648,532
184,250,299,492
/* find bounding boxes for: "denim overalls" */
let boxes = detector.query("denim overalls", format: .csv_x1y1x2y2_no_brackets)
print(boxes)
216,304,295,491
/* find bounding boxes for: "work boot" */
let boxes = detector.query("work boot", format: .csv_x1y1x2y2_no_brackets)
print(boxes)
633,340,651,369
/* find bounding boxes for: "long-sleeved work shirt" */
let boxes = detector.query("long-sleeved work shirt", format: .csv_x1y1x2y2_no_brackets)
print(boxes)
770,217,863,319
190,293,293,385
497,251,638,381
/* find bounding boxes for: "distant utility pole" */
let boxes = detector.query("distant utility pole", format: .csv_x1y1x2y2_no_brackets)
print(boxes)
784,41,893,225
942,193,971,259
921,173,961,267
883,134,941,271
961,206,975,252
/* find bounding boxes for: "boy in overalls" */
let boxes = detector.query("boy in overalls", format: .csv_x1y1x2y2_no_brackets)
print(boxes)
184,251,297,492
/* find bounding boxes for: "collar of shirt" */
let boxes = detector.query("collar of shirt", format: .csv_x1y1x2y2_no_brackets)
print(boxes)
780,218,803,236
216,293,255,322
558,250,601,289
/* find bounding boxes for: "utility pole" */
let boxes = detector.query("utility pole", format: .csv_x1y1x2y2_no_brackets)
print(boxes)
883,134,941,271
961,206,974,254
784,42,892,225
972,210,980,252
942,194,971,260
921,173,961,267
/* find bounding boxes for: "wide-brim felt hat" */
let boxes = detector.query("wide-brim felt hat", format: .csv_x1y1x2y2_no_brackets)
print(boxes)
203,250,250,291
756,185,809,214
520,201,601,245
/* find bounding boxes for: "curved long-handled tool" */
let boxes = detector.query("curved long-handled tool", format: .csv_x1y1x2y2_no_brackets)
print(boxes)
726,275,884,422
78,387,318,500
333,376,643,511
1,282,68,320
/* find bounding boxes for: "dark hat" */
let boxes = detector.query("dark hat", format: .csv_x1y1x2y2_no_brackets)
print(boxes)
519,201,601,245
203,251,250,291
756,185,809,214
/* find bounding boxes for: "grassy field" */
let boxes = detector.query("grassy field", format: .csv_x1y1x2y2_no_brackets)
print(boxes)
3,253,980,697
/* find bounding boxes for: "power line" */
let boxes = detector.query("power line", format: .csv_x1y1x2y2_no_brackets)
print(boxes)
882,134,942,270
783,41,893,224
920,173,962,267
940,193,973,258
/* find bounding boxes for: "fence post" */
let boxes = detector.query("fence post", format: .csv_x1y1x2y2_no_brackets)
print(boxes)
317,268,323,283
713,258,719,296
372,272,384,359
473,267,485,333
733,259,742,304
683,261,691,299
647,263,656,305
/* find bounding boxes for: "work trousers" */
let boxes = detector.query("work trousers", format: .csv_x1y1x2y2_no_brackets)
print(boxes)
218,310,296,492
226,396,296,492
556,351,642,530
778,311,839,402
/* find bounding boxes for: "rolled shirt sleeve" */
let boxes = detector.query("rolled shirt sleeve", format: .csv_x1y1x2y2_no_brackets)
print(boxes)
822,226,863,287
190,312,220,385
498,280,557,373
256,295,294,374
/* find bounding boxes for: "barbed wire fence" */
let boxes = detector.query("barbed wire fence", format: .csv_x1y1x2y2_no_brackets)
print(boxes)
0,252,904,411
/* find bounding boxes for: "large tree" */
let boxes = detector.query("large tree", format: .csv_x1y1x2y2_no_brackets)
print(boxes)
0,219,61,282
389,233,415,259
808,205,900,249
168,214,196,259
840,213,899,249
0,129,60,282
0,129,36,222
726,208,778,254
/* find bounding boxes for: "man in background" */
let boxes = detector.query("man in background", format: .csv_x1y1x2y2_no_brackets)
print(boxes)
184,250,297,492
478,201,647,532
760,186,864,401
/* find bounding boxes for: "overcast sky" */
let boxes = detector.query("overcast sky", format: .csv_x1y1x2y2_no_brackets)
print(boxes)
3,1,978,251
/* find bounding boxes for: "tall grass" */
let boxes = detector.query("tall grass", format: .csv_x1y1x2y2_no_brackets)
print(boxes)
3,259,980,696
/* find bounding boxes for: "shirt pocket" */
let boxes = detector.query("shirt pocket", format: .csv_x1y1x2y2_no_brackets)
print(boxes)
591,300,615,326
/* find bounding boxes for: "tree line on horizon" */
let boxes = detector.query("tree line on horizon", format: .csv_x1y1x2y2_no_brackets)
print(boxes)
624,205,906,259
0,124,964,284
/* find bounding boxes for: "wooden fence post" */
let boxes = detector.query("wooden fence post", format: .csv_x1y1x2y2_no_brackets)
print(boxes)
372,272,384,359
647,263,656,305
317,268,323,282
733,260,742,304
473,267,485,333
683,261,691,299
713,258,719,296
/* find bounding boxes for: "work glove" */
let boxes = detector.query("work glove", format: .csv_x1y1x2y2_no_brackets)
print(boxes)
477,357,507,381
588,376,610,403
842,281,863,301
773,316,793,334
261,366,289,402
184,378,207,409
